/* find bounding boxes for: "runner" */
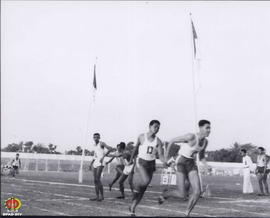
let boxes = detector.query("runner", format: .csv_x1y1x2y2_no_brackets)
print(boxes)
158,119,212,217
128,120,165,215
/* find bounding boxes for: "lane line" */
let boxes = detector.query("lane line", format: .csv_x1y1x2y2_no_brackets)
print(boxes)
3,178,270,217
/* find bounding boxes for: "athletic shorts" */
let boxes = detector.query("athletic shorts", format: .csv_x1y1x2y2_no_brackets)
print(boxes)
13,166,18,170
138,158,156,174
176,155,198,175
257,166,266,174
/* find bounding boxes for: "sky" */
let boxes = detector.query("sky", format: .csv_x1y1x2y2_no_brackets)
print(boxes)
1,1,270,153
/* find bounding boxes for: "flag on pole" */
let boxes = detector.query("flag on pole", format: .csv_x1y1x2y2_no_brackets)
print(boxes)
93,64,97,90
191,19,198,59
190,13,202,95
79,61,98,184
190,13,204,192
190,15,200,60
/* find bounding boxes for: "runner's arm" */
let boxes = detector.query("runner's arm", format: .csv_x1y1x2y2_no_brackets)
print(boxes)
106,157,115,164
165,133,195,161
129,135,141,165
157,138,165,163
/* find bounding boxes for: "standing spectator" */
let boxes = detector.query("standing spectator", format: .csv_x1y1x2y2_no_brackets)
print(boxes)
255,147,269,196
240,149,253,194
10,153,21,177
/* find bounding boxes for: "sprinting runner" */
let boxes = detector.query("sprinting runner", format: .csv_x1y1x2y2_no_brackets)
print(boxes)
106,146,135,199
158,119,211,217
10,153,21,177
255,147,269,196
106,142,126,191
89,133,114,201
118,150,136,198
128,120,165,215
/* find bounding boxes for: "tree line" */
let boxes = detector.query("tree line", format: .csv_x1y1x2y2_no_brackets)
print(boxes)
1,141,262,163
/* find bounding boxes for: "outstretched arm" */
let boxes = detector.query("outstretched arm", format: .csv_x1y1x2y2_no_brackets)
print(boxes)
165,133,195,161
157,138,165,163
129,135,141,165
106,157,115,164
100,142,116,163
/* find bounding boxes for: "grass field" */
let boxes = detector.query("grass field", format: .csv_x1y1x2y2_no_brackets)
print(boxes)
1,170,270,217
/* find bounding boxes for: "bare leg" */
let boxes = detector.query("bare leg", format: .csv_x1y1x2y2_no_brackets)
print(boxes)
130,166,153,213
90,168,99,200
128,171,135,193
96,166,105,201
257,174,265,195
262,174,269,194
109,166,123,190
118,174,128,198
185,170,201,217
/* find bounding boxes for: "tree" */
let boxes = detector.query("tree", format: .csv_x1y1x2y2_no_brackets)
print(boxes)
206,142,258,162
2,143,20,152
24,141,34,152
32,144,50,154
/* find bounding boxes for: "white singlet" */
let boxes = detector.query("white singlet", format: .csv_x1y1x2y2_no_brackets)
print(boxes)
257,154,266,167
177,134,207,159
114,151,125,166
138,133,158,161
93,142,106,168
12,158,20,167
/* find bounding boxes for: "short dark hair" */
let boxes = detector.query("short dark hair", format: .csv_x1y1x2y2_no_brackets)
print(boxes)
16,153,20,156
93,133,100,137
241,149,247,153
117,142,126,150
149,120,160,126
198,120,211,127
258,147,265,151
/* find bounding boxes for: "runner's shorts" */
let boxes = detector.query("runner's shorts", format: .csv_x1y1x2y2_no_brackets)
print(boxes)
176,155,198,175
257,166,266,174
138,158,156,174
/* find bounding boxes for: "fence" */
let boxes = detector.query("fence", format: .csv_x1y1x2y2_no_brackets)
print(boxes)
1,152,257,176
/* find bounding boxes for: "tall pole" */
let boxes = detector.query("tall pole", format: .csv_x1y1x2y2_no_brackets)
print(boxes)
78,57,97,183
189,13,203,192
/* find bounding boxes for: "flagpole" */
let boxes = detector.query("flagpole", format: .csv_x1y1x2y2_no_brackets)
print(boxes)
189,13,203,192
78,57,98,183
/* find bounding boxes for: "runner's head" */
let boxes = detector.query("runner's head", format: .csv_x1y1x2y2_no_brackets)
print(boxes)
258,147,265,155
93,133,100,144
117,142,126,152
149,120,160,135
16,153,19,159
198,119,211,137
240,148,247,156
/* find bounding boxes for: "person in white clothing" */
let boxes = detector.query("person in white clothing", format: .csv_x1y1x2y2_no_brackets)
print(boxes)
89,133,114,201
158,119,212,217
128,120,165,215
240,149,254,194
